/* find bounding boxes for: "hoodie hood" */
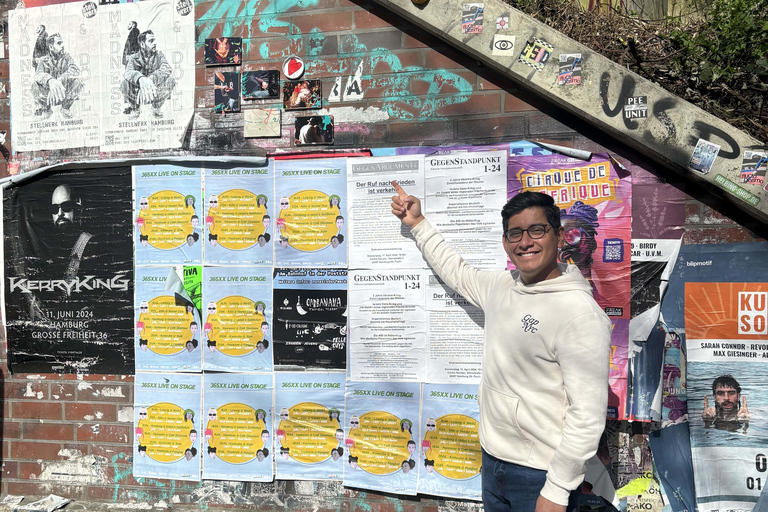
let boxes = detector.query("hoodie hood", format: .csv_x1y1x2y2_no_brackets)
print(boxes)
511,263,592,294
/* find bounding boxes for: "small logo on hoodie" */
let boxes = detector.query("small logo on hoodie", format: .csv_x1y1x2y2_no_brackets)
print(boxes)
521,314,539,333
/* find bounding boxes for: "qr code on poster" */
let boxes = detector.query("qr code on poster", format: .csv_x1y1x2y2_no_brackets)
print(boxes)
603,239,624,262
104,135,115,145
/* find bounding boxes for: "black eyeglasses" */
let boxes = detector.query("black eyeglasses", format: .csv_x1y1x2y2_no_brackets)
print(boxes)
504,224,551,243
280,202,289,206
426,423,436,427
49,201,77,214
208,413,217,417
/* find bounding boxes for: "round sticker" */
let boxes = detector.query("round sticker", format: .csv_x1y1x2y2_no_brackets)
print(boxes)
176,0,193,15
282,56,305,80
82,1,97,18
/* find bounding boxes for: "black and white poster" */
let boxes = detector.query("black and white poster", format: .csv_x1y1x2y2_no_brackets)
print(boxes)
100,0,195,151
272,268,347,370
3,167,134,374
8,0,194,152
9,1,101,151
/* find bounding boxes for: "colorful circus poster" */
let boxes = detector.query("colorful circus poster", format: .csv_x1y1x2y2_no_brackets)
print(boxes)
508,153,632,419
343,381,421,495
135,266,202,372
134,372,202,481
135,164,203,265
203,165,273,265
273,372,346,480
202,266,272,372
418,384,482,500
202,373,273,482
273,158,347,267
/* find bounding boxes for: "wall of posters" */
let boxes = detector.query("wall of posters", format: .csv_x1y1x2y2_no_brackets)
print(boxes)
203,166,273,265
3,166,134,374
273,158,347,267
135,164,203,265
202,373,273,482
134,372,202,481
418,383,482,500
135,266,202,372
9,0,194,152
274,372,346,480
272,268,347,370
202,266,272,372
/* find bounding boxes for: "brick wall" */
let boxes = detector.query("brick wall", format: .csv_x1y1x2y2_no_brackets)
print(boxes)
0,0,764,508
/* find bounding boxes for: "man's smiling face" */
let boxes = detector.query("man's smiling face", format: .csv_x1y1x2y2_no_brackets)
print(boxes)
503,207,564,285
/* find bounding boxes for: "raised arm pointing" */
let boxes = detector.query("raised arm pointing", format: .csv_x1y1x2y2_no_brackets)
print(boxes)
390,181,425,229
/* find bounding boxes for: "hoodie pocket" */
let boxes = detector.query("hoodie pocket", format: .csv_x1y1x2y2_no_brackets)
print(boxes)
479,385,533,459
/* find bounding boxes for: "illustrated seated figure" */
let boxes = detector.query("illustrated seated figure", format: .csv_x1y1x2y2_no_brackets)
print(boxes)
32,33,83,119
121,30,177,119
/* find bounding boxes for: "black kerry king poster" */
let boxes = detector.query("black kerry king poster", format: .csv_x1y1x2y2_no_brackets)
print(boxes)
3,167,134,373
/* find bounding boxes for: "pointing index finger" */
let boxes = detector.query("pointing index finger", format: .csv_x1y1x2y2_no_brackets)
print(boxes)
391,181,408,200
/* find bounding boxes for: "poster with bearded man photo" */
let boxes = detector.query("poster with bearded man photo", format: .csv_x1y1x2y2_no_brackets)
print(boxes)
2,167,134,374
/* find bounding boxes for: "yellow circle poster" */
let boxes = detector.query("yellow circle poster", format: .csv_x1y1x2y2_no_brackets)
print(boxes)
276,190,342,252
422,414,481,479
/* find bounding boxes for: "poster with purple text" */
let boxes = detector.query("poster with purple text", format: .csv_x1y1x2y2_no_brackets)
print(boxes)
508,153,632,419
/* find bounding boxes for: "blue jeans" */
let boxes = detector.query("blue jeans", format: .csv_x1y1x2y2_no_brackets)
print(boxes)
482,449,582,512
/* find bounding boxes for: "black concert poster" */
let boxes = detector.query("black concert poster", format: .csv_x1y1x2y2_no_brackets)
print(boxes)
3,166,134,374
272,268,347,371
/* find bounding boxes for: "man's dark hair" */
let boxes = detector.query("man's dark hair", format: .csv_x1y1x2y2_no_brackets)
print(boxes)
263,214,270,221
138,445,147,452
501,192,561,231
712,375,741,394
190,429,197,435
208,446,217,454
261,429,269,435
139,234,149,242
138,30,154,45
424,458,434,467
208,233,218,241
139,339,148,346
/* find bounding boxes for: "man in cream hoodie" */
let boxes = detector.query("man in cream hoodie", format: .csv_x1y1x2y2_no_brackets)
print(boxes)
391,184,611,512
